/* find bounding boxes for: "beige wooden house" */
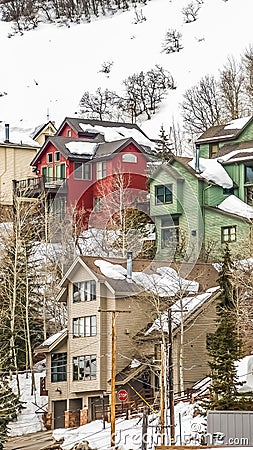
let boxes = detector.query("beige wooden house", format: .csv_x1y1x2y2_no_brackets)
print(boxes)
35,256,219,429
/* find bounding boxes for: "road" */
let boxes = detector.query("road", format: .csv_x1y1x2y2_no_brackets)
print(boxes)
4,430,56,450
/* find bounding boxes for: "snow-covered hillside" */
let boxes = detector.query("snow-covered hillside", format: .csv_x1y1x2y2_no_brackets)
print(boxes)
1,0,253,139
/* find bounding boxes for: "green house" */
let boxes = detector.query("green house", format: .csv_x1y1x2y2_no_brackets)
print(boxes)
150,116,253,262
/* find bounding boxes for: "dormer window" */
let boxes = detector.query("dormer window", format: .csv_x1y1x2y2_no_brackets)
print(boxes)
67,129,72,137
47,153,53,163
209,143,219,158
122,153,137,163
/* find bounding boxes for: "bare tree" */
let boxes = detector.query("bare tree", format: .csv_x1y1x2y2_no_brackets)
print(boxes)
79,87,120,120
182,1,200,23
219,56,247,120
242,45,253,112
181,74,223,135
162,29,183,54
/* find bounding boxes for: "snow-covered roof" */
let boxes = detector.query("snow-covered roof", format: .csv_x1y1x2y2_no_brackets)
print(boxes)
217,195,253,219
188,157,233,188
40,328,67,348
147,286,219,335
224,116,251,130
65,141,97,156
0,123,39,147
94,260,199,297
79,123,155,149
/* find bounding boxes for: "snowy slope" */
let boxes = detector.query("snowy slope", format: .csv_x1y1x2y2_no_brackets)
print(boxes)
0,0,253,139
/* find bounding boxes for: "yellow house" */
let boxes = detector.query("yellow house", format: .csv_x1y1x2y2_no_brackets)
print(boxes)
0,122,56,214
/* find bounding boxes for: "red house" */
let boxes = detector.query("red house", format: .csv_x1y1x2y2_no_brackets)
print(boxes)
28,118,156,229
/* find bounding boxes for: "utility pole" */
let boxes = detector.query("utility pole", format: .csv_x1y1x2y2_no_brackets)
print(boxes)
168,308,175,445
99,308,131,447
160,341,165,445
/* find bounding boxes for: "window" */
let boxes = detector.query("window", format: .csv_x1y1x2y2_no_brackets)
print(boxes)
73,355,96,381
155,185,173,204
54,152,60,162
223,187,234,195
47,153,53,163
51,353,67,382
93,197,102,212
97,162,106,180
209,143,219,158
161,216,179,249
74,162,91,180
221,226,236,243
245,165,253,184
55,163,66,180
73,316,97,337
73,281,96,302
122,153,137,163
42,165,53,181
67,129,72,137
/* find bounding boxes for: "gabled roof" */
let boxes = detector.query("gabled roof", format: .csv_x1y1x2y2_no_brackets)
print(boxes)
150,162,185,182
30,121,57,140
196,116,253,144
57,117,152,140
30,136,153,167
35,328,68,354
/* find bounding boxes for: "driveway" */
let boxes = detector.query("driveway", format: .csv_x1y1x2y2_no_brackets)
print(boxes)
4,430,56,450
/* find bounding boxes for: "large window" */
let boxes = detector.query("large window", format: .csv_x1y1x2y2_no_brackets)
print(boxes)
221,226,236,243
161,216,179,249
42,165,53,181
97,162,106,180
155,185,173,204
55,163,66,180
73,281,96,302
73,316,97,337
51,353,67,382
73,355,97,381
74,162,91,180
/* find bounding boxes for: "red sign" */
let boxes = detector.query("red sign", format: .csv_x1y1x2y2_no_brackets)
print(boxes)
118,389,128,402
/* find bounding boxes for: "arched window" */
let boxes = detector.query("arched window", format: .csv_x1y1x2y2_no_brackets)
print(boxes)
122,153,137,163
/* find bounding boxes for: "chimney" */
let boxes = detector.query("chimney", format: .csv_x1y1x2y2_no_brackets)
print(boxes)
195,143,200,173
126,251,133,282
4,123,9,143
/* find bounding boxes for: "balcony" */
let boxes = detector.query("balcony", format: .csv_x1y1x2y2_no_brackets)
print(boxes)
13,176,68,199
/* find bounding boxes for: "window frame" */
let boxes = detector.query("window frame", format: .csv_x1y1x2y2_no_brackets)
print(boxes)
209,143,219,158
73,280,96,302
122,153,137,163
155,184,173,205
221,225,236,243
73,315,97,337
96,162,106,180
47,153,53,163
54,151,61,162
160,216,179,249
73,355,97,381
51,353,67,382
245,165,253,184
74,162,91,180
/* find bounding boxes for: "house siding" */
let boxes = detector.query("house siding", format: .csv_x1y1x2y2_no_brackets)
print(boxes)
204,208,252,260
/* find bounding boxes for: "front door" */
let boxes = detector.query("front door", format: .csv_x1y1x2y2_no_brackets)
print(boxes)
54,400,67,429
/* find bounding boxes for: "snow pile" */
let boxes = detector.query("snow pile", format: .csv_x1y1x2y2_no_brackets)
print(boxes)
217,195,253,219
8,370,47,436
147,286,219,334
189,157,233,188
235,355,253,393
94,260,199,296
65,141,98,156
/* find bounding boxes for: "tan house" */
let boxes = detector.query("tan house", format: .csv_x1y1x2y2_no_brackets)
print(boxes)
0,122,56,214
35,256,219,429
